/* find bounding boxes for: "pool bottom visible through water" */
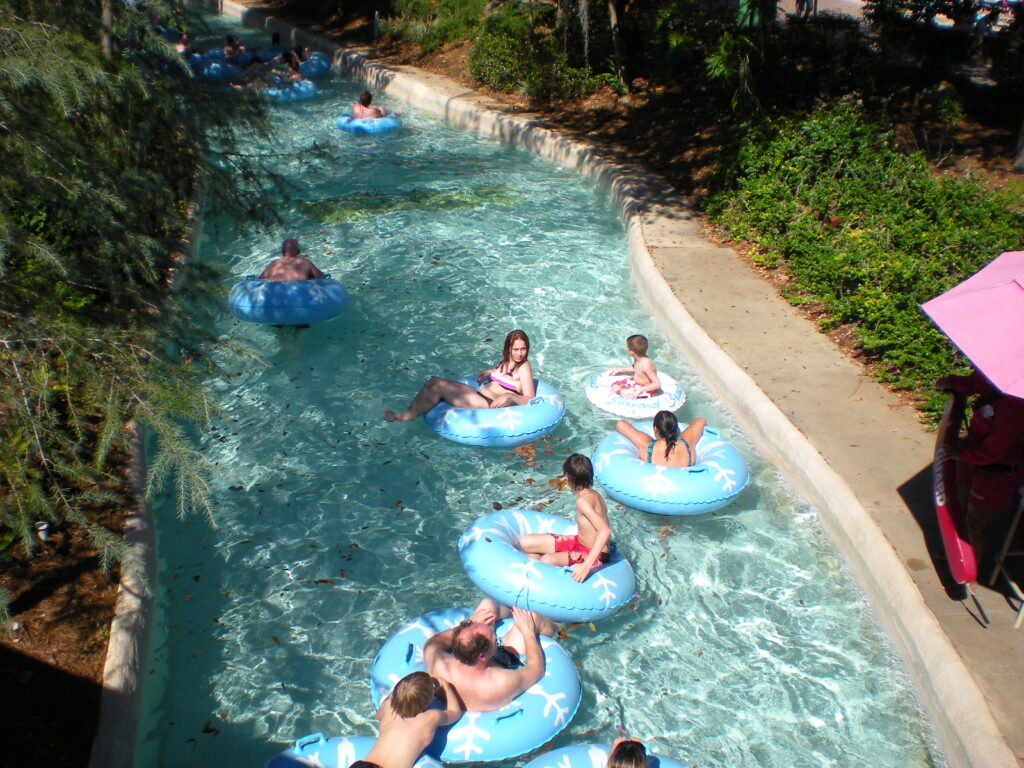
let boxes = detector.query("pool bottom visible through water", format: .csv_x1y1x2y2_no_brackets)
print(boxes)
132,14,945,768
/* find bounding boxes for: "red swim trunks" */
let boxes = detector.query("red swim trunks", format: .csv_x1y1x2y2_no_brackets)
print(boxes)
551,534,610,566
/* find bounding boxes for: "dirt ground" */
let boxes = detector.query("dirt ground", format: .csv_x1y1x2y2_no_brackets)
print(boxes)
0,501,126,767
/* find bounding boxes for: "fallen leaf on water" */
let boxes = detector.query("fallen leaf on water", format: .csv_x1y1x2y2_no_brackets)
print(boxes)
588,623,596,632
272,636,281,646
548,476,569,490
315,579,334,585
492,502,503,510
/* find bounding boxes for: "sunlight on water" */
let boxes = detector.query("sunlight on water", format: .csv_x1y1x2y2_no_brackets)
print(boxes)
133,16,944,768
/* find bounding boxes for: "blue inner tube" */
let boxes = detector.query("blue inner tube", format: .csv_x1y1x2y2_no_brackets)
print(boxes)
188,55,244,81
459,509,635,622
423,377,564,447
592,421,748,515
335,113,402,135
298,52,330,76
521,743,688,768
228,276,349,325
370,607,580,763
265,733,444,768
262,78,317,102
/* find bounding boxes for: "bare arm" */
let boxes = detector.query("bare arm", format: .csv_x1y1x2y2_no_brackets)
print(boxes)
423,629,454,671
435,678,463,726
608,364,635,376
488,361,535,408
509,607,545,694
615,420,651,455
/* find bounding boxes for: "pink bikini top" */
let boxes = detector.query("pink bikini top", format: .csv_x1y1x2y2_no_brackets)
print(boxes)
490,366,519,392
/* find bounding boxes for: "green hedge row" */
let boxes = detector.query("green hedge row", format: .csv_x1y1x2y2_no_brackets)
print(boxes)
708,100,1023,419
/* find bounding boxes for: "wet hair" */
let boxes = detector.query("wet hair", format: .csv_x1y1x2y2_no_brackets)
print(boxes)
293,44,309,61
626,334,648,356
358,89,373,107
281,238,301,256
607,740,646,768
652,410,679,462
271,31,281,45
563,453,594,491
451,620,492,665
499,330,530,373
390,671,435,718
226,35,241,47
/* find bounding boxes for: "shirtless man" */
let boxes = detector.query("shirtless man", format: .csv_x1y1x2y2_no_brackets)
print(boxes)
258,238,324,281
424,598,554,712
352,90,402,120
354,672,462,768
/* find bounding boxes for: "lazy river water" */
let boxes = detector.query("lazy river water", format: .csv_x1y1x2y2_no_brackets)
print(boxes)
133,16,946,768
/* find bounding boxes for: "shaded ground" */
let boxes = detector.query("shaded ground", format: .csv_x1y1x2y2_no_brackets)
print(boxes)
0,500,126,767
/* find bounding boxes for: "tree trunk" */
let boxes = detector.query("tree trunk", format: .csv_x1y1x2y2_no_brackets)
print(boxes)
1014,116,1024,173
607,0,629,93
100,0,113,59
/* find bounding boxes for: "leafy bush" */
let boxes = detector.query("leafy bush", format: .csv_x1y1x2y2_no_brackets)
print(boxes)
384,0,486,52
708,99,1024,418
469,3,596,102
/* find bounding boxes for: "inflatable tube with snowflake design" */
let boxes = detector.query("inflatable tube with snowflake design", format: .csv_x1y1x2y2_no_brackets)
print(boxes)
423,377,565,447
592,421,748,515
263,78,317,102
459,509,635,622
265,733,444,768
370,607,580,763
335,113,403,135
298,51,331,77
585,371,686,419
228,276,349,325
521,743,688,768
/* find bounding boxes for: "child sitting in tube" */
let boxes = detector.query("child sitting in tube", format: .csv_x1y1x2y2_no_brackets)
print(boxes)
519,454,612,582
351,672,462,768
608,334,662,399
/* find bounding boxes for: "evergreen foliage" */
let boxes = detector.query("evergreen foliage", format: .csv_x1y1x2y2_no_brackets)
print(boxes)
0,1,278,581
708,100,1024,418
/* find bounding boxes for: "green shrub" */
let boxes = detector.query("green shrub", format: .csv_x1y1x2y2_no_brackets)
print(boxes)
385,0,486,51
708,99,1024,419
469,3,597,102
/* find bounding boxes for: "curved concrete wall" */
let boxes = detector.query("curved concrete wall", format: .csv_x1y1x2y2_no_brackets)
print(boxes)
92,4,1016,767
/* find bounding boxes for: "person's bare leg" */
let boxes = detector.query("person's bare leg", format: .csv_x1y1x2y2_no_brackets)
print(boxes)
502,609,555,657
385,377,489,421
519,533,555,555
680,417,707,465
470,597,511,626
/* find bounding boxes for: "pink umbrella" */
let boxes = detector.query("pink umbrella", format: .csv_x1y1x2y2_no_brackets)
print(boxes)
921,250,1024,398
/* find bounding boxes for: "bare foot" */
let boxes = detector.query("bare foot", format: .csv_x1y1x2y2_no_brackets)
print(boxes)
384,408,410,422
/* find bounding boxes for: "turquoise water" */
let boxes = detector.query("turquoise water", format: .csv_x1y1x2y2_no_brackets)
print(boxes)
134,17,944,768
